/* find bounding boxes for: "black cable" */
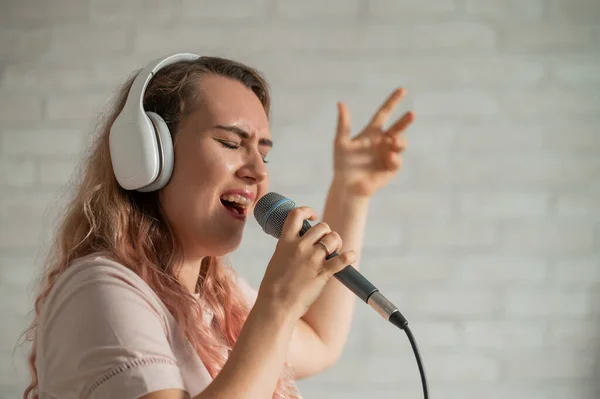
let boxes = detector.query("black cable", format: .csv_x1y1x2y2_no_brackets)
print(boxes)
404,325,429,399
389,312,429,399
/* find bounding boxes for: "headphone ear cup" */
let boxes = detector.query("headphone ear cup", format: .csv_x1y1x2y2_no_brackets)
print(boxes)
138,111,175,192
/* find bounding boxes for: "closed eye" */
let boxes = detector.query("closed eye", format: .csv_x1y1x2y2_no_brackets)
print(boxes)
218,140,239,150
218,140,268,163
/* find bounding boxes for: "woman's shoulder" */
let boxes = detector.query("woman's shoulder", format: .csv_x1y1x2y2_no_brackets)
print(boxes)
42,252,167,317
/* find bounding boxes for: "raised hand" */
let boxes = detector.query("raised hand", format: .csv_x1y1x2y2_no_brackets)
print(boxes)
332,88,415,197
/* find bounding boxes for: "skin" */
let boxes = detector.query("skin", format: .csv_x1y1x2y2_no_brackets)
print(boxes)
144,75,414,399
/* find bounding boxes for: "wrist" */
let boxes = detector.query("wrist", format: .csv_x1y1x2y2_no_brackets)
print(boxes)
328,178,372,207
252,292,299,328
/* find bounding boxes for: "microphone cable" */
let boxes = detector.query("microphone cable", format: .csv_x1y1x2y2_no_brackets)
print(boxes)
389,308,429,399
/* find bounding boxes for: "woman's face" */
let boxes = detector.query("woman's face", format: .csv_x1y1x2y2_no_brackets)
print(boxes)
159,74,272,258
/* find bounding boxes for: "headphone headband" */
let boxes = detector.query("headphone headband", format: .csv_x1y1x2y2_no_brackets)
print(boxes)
109,53,201,191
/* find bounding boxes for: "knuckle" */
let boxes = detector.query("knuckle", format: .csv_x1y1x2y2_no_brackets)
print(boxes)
289,208,303,218
317,222,330,230
340,251,354,264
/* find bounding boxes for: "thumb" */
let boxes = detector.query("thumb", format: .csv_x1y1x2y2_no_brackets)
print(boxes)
335,102,351,144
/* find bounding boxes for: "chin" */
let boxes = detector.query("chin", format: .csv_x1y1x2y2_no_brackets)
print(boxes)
201,231,244,258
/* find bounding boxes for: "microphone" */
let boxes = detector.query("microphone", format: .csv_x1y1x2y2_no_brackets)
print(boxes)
253,192,408,330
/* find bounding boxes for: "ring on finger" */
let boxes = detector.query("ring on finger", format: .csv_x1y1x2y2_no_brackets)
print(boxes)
316,240,331,256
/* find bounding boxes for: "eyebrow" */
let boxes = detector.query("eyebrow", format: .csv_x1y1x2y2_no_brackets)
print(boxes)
214,125,273,148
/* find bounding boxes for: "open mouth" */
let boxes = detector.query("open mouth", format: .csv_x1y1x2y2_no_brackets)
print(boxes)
220,194,250,217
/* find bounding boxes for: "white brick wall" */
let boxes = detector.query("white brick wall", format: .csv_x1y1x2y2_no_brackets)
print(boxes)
1,1,599,398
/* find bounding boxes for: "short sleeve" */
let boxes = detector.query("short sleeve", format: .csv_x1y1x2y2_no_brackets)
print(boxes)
36,259,188,399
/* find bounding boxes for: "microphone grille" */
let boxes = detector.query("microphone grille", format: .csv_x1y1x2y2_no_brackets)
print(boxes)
253,192,297,239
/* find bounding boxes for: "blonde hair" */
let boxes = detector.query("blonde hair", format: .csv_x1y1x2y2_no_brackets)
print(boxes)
22,56,299,399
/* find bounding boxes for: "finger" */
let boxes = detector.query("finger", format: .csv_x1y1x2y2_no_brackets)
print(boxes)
368,88,405,129
385,152,402,171
280,206,319,241
301,221,332,243
313,231,342,257
324,250,358,275
385,111,415,137
335,102,351,144
384,135,406,152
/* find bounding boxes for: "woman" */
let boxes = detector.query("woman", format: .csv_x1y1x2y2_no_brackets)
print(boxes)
22,53,413,399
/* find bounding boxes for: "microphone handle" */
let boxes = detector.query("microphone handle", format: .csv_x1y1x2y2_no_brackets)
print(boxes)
299,220,407,329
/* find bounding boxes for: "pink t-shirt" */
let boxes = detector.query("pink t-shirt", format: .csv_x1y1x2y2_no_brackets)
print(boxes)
35,253,259,398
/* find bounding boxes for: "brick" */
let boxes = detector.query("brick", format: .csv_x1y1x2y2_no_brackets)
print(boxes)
367,320,460,355
403,120,457,151
0,254,40,286
548,321,600,349
276,0,360,19
426,353,501,381
409,286,499,316
90,0,177,25
261,55,543,91
0,159,36,188
408,221,498,250
0,29,51,62
367,0,458,19
457,191,549,219
0,351,29,387
500,222,595,255
549,0,600,22
47,27,130,59
427,383,598,399
0,95,43,123
38,159,80,186
503,350,596,380
504,287,591,317
0,59,144,93
417,56,544,87
453,121,546,151
551,57,600,85
180,0,269,19
414,91,500,116
0,192,56,222
134,23,497,54
0,314,31,355
0,221,43,249
369,191,454,220
499,25,596,52
370,254,456,285
543,122,600,150
554,192,600,219
499,88,600,116
45,93,110,121
361,23,497,51
1,129,84,155
2,0,89,23
412,152,600,190
456,255,548,282
463,321,546,349
325,351,500,383
551,257,600,283
465,0,544,21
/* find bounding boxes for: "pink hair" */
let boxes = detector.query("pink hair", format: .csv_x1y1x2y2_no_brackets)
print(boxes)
20,56,300,399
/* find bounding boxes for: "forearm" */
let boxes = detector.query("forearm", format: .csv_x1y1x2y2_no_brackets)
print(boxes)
198,297,296,399
300,179,370,359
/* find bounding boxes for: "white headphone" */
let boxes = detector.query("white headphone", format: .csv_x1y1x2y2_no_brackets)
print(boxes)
109,53,201,192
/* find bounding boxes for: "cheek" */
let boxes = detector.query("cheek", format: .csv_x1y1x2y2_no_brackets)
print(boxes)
257,176,270,199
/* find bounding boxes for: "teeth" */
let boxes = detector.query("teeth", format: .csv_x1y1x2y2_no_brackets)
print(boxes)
220,194,250,207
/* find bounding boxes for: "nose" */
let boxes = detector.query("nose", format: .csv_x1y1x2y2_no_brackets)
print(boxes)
236,150,267,184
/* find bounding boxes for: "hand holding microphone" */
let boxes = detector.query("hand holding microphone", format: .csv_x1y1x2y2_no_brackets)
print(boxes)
254,192,407,329
256,205,358,321
254,192,429,399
